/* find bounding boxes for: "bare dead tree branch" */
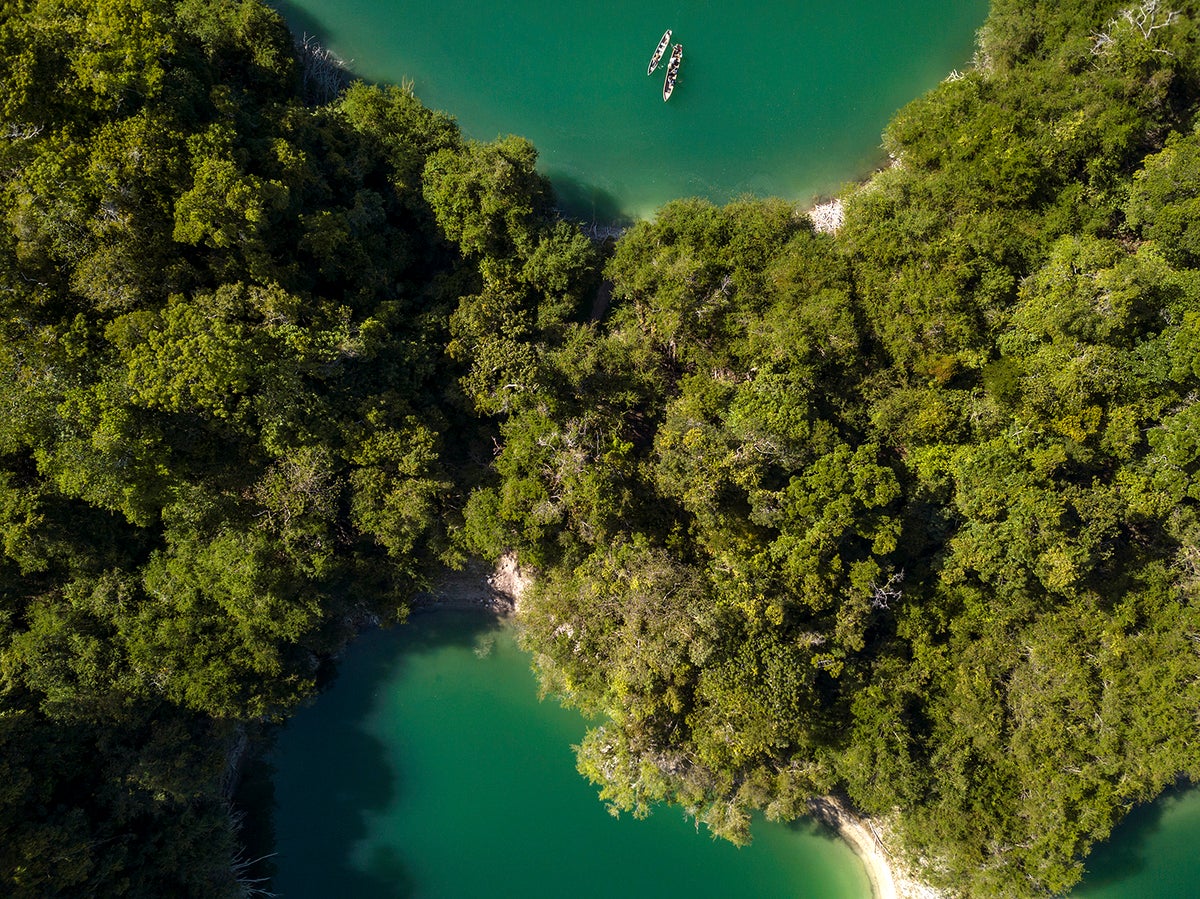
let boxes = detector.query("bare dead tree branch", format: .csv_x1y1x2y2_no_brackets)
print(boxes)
296,33,353,105
869,569,905,610
1092,2,1181,56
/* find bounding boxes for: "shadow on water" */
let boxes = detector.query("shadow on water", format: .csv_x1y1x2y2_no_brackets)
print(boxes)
231,751,280,889
548,172,636,228
264,609,503,899
785,814,847,844
266,0,328,43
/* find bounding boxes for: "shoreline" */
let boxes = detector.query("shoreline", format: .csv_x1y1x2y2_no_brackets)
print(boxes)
414,562,945,899
809,796,947,899
412,551,531,615
810,797,898,899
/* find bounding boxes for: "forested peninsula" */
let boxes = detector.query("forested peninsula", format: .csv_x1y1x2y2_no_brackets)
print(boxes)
3,0,1200,896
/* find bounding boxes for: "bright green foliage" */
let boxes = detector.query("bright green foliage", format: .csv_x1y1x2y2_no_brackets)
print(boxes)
423,135,549,258
174,155,290,250
1126,127,1200,266
130,529,322,718
349,420,452,567
435,146,600,417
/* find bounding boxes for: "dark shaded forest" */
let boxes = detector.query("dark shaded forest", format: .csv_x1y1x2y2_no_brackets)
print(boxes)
3,0,1200,896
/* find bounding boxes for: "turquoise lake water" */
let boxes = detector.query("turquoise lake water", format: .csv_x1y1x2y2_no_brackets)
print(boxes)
272,0,989,219
1071,787,1200,898
270,612,871,898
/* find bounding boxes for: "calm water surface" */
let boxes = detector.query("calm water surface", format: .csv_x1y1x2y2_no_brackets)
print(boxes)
1072,787,1200,898
270,611,871,897
269,610,1200,898
273,0,989,218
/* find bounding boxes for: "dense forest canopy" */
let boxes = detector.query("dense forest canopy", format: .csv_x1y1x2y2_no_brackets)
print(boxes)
0,0,594,892
3,0,1200,896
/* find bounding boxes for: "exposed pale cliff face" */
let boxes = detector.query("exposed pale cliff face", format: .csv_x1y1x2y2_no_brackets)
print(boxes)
416,553,533,614
489,551,533,612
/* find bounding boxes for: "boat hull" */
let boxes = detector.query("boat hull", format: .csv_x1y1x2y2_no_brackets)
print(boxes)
662,44,683,101
647,30,671,75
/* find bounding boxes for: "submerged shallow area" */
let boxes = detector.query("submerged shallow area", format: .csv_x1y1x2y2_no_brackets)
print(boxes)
272,0,989,219
269,611,872,898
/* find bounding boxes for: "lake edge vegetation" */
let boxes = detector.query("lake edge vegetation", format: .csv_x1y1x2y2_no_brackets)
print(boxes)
3,1,1200,896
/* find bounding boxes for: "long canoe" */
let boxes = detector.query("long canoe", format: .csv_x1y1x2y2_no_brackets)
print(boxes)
662,44,683,101
647,29,671,75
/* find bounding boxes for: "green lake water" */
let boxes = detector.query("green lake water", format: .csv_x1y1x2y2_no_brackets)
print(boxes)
271,0,990,219
269,611,871,898
269,611,1200,898
1071,787,1200,898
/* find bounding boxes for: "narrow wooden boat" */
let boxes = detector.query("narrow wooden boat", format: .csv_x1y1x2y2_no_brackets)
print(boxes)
647,29,671,75
662,44,683,101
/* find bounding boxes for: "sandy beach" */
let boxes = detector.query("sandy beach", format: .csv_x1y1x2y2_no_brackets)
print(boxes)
809,796,947,899
810,797,898,899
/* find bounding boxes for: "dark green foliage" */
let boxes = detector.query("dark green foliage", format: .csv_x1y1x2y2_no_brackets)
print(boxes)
8,0,1200,896
0,0,598,893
